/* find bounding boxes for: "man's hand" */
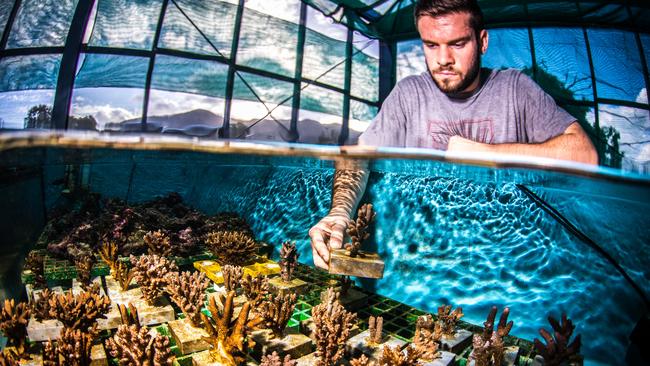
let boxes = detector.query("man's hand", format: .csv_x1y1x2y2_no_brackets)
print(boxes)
309,213,349,270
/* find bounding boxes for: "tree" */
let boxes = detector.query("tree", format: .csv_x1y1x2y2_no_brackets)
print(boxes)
523,66,624,168
69,115,98,131
24,104,52,129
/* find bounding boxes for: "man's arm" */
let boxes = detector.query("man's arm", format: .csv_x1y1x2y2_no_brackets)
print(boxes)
309,161,369,269
447,122,598,165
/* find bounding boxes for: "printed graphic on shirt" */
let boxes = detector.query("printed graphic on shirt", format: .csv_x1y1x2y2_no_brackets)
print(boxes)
426,118,495,146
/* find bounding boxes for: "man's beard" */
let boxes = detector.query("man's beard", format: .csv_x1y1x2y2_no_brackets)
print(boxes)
429,53,481,95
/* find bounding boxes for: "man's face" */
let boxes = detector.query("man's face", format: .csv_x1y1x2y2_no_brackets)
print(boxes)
417,12,488,95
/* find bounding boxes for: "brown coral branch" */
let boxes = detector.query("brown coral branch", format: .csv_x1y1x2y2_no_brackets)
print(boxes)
48,286,111,333
0,299,30,357
413,314,442,361
105,323,174,366
345,203,375,258
241,274,269,308
349,345,423,366
222,265,243,293
144,230,173,257
437,304,463,337
30,288,55,322
200,291,263,366
260,351,297,366
0,348,19,366
367,316,384,344
205,230,259,266
129,254,178,305
279,241,299,282
167,270,209,327
312,288,357,366
74,254,95,291
55,328,93,366
533,313,582,366
117,303,140,328
100,242,135,290
24,251,46,289
259,293,297,338
470,306,513,366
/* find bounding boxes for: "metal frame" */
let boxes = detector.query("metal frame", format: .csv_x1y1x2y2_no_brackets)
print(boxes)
0,0,647,150
51,0,96,130
141,0,170,131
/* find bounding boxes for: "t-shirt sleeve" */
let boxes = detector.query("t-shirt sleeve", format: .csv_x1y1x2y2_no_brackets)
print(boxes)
358,80,409,147
515,72,577,143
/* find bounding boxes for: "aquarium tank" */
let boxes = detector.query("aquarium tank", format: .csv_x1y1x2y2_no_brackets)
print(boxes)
0,0,649,365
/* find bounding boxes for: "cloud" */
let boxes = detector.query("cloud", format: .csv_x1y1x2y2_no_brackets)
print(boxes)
71,103,136,127
594,100,650,165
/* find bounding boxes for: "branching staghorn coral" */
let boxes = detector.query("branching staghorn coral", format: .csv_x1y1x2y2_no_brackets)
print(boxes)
205,230,259,266
534,313,582,366
0,348,19,366
167,270,209,327
0,299,30,357
99,241,135,291
470,306,513,366
48,285,111,333
241,274,270,308
259,293,297,338
349,345,423,366
367,316,384,344
279,241,298,282
30,288,55,322
24,251,46,288
105,317,174,366
222,265,243,293
73,254,95,290
312,288,357,366
42,328,93,366
129,254,178,305
117,302,140,327
200,291,263,366
144,230,173,257
345,203,375,257
339,276,352,296
437,304,463,337
260,351,297,366
413,314,442,361
106,301,174,365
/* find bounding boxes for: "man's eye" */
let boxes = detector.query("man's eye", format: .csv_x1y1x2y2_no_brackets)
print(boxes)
452,42,465,48
425,43,438,49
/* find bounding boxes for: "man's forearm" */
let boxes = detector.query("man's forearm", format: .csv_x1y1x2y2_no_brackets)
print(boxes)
329,162,369,217
447,123,598,165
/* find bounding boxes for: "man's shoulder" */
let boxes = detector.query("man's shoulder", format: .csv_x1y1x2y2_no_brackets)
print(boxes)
487,68,527,83
395,72,432,90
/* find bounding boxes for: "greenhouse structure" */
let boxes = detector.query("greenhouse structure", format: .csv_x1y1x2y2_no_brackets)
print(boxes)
0,0,648,172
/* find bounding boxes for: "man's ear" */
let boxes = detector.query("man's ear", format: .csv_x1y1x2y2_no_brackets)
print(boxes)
479,29,488,54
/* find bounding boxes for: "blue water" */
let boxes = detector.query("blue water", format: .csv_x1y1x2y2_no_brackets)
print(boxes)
1,142,648,365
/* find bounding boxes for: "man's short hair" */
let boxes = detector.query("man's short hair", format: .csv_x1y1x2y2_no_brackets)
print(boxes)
414,0,485,36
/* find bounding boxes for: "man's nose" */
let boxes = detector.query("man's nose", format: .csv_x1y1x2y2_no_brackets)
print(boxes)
437,47,453,66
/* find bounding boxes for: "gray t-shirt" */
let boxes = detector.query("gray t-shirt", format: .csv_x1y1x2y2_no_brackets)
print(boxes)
359,68,576,149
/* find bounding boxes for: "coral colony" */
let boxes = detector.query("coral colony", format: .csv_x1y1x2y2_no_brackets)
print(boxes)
12,192,584,365
534,314,583,366
328,203,385,279
279,241,298,282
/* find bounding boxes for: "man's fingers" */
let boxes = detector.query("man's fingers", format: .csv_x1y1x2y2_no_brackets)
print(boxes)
309,227,331,263
312,247,328,270
328,222,347,249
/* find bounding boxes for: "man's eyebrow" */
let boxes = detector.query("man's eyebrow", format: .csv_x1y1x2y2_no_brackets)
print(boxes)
422,35,472,44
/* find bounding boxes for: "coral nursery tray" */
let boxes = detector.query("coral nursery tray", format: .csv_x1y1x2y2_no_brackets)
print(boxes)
43,254,110,281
